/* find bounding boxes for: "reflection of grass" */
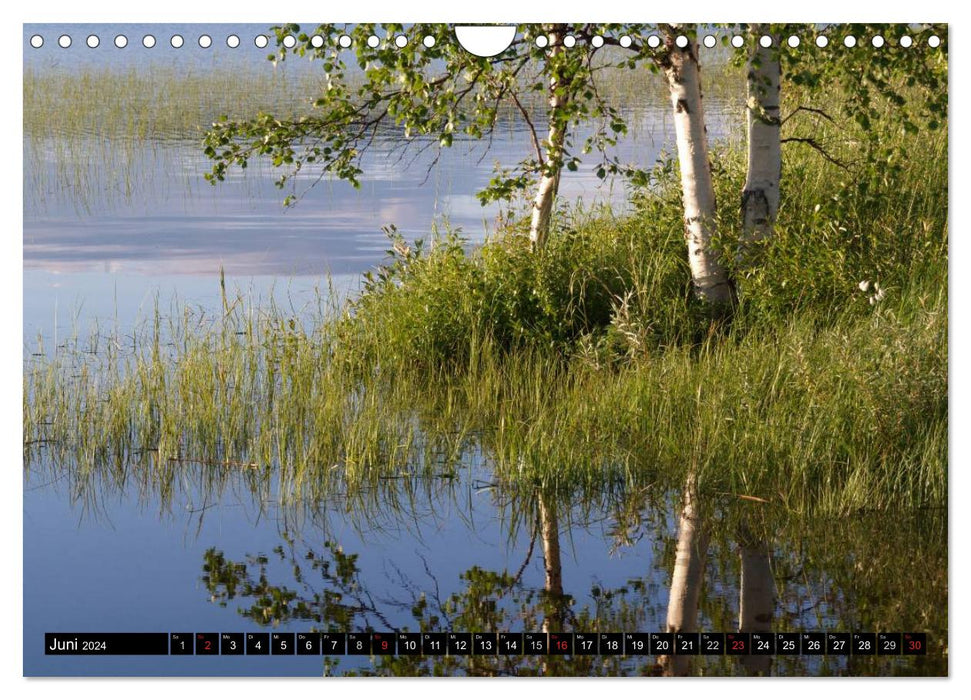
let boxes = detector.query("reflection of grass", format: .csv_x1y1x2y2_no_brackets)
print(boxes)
197,502,945,676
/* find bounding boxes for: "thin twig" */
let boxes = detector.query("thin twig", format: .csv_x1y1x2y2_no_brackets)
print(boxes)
781,105,837,126
781,137,851,170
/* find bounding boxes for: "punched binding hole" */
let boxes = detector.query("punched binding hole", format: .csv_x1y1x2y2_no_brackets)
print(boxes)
454,25,517,56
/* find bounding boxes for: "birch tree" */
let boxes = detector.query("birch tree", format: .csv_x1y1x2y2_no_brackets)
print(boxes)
741,26,781,247
736,22,946,256
529,29,568,250
659,26,734,308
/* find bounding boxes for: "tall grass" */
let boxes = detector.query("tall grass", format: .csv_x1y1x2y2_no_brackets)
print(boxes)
24,74,946,517
24,257,946,516
24,65,332,213
23,66,331,142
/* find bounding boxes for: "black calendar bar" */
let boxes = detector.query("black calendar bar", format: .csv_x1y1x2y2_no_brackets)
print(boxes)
43,632,928,656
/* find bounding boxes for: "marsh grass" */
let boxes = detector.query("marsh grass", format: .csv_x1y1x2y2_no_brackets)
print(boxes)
23,70,946,518
24,65,330,142
24,65,331,212
24,258,946,516
23,58,744,214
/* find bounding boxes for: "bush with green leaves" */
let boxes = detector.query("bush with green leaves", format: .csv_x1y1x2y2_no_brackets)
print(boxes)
729,84,947,322
335,175,712,374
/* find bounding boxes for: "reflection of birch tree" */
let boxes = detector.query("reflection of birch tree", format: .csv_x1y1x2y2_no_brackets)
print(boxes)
538,489,566,632
199,488,648,676
659,473,709,676
738,521,774,675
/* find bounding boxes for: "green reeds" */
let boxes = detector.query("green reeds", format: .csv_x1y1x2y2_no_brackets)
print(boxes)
23,74,947,518
23,252,946,516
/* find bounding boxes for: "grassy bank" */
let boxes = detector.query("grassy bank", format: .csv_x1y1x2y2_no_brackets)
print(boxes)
23,78,947,516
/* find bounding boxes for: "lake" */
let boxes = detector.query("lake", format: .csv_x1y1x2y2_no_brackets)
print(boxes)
22,23,946,677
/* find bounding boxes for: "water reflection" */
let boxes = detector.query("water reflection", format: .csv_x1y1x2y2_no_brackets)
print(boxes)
24,357,947,677
175,468,945,676
659,473,708,676
737,521,774,675
23,436,946,676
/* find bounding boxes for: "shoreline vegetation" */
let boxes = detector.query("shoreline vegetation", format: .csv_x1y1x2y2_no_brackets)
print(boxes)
23,54,743,143
24,74,947,518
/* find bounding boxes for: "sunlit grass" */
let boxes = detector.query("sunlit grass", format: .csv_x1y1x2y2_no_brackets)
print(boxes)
23,62,946,520
23,252,946,516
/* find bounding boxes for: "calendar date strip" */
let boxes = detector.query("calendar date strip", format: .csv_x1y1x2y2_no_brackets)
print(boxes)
45,631,927,656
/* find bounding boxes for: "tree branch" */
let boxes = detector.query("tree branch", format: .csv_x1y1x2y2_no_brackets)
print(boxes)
781,105,837,126
509,90,545,166
780,137,850,170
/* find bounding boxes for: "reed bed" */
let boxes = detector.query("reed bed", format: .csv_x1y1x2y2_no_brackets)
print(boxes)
23,63,946,519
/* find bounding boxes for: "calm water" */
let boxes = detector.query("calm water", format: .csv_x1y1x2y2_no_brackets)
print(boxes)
24,23,741,343
22,24,945,677
23,448,946,676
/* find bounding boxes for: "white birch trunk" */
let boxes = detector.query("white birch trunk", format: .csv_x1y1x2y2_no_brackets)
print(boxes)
660,472,709,676
738,526,774,675
741,26,782,248
663,33,734,307
530,30,566,251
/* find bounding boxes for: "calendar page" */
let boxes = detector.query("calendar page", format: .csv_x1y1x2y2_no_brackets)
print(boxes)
21,16,948,679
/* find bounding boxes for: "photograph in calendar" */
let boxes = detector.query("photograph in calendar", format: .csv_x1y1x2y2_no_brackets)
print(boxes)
23,23,947,676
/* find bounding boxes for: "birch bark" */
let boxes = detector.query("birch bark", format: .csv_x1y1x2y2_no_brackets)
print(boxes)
741,27,782,248
530,29,567,250
662,32,734,307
